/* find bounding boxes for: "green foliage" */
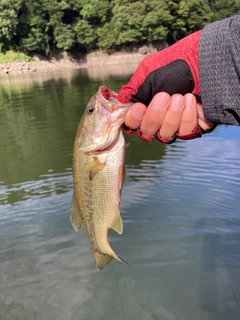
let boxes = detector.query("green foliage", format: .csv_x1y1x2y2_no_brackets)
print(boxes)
0,50,34,63
54,24,75,51
97,22,118,50
0,0,239,54
164,0,214,42
210,0,240,20
17,0,50,53
178,0,213,30
0,0,23,51
142,0,174,41
80,0,112,23
98,1,146,48
74,19,98,48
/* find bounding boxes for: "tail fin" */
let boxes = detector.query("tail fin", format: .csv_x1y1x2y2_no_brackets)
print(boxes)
93,251,129,270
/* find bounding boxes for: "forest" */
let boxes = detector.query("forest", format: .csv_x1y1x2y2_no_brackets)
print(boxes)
0,0,239,55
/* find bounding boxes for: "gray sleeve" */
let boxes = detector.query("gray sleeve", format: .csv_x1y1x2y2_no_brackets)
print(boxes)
199,16,240,125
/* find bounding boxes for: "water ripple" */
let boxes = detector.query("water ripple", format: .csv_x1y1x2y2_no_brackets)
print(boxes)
0,75,240,320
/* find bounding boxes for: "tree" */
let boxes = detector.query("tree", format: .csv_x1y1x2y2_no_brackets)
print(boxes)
168,0,213,41
80,0,112,24
98,1,146,49
74,0,113,50
97,22,117,50
142,0,175,42
74,19,97,49
0,0,23,51
54,24,75,51
0,0,239,55
209,0,240,20
17,0,50,53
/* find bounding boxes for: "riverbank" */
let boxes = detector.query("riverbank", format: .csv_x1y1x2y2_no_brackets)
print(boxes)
0,43,167,75
0,52,144,75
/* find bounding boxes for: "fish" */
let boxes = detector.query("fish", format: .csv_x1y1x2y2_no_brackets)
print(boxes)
70,86,132,270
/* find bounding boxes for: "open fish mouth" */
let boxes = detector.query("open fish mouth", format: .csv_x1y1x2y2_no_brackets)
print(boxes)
79,86,132,153
97,86,132,114
97,86,118,112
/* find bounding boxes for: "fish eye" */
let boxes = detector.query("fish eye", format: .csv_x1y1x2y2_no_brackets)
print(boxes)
87,107,95,115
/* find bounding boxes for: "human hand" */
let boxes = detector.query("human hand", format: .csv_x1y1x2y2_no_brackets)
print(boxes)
123,93,215,143
117,30,216,142
117,31,202,106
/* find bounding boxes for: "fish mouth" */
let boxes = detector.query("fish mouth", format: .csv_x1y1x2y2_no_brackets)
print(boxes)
81,86,131,153
97,86,132,113
97,86,132,132
97,86,117,112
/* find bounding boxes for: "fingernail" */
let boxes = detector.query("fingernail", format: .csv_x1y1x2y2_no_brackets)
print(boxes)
171,95,185,111
185,94,196,109
152,92,170,110
131,104,146,119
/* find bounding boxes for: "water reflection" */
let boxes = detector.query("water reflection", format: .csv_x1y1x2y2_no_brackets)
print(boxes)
0,68,240,320
0,64,139,87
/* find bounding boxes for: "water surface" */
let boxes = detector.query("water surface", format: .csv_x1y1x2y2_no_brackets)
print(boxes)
0,66,240,320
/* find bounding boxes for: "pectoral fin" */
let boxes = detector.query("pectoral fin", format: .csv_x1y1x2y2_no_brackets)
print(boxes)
84,159,106,181
70,193,84,231
119,163,125,192
110,212,123,234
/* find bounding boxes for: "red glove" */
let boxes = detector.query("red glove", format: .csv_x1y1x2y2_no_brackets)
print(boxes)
117,31,201,105
117,31,207,143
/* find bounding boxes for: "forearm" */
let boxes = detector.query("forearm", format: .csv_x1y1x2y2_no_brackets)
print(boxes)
199,15,240,125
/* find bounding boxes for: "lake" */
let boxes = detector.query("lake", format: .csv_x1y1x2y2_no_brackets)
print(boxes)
0,65,240,320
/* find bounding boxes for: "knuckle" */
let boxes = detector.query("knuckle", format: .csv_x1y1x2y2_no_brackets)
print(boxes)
143,113,159,127
163,116,179,129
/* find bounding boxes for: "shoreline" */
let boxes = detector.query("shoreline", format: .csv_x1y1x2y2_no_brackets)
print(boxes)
0,52,147,76
0,42,168,76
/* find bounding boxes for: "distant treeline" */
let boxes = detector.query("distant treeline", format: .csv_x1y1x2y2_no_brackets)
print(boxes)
0,0,239,55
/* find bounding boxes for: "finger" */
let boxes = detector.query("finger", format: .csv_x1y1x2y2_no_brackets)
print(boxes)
178,93,197,134
140,92,170,138
124,102,147,130
198,118,215,131
196,102,215,131
159,94,185,140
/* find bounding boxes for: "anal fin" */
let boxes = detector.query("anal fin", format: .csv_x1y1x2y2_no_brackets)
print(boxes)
110,212,123,234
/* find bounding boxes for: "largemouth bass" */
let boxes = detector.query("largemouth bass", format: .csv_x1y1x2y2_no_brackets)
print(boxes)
70,86,131,270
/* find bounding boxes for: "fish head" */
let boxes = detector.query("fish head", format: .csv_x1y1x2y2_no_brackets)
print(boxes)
77,86,132,152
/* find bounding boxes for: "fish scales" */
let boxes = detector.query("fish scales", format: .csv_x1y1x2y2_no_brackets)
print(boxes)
70,86,131,269
73,132,125,266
